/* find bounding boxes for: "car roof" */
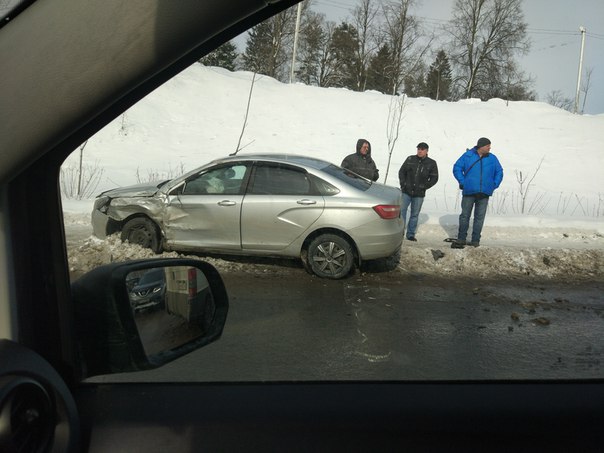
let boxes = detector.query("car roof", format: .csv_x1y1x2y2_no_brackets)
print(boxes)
211,154,334,171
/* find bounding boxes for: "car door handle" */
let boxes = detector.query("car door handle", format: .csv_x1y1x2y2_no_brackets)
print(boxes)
218,200,236,206
297,199,317,205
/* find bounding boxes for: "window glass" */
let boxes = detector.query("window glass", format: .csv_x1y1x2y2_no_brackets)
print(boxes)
322,164,371,191
249,164,311,195
309,174,340,196
183,164,247,195
60,6,603,385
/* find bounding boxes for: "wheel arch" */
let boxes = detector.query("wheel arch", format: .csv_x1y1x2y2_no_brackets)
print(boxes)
113,213,162,233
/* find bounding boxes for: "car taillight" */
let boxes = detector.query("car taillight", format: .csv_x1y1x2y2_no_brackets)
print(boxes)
373,205,400,219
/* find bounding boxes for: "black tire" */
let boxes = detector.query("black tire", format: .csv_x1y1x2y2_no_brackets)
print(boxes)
121,217,162,253
308,234,354,279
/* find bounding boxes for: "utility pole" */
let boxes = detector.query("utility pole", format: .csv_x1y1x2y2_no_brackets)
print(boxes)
574,26,586,114
290,2,302,83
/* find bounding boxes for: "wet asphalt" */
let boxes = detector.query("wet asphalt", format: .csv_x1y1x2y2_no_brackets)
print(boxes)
106,267,604,383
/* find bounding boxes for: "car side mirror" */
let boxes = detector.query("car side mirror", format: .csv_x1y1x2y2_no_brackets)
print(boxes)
71,259,228,378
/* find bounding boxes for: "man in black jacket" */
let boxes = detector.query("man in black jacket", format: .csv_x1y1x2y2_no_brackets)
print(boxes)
398,142,439,241
341,138,379,181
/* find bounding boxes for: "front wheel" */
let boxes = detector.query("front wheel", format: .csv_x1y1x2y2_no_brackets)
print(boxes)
308,234,354,279
121,217,162,253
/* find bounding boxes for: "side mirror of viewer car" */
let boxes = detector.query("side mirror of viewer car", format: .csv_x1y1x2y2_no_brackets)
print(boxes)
71,259,228,378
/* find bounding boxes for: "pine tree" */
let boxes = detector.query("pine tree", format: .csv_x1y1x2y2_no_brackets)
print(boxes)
241,9,297,81
425,50,452,100
242,21,277,77
366,44,395,94
329,22,361,90
199,41,238,71
297,12,327,86
403,66,426,98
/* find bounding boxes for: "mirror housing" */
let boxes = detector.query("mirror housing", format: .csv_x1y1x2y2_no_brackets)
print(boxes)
71,259,228,378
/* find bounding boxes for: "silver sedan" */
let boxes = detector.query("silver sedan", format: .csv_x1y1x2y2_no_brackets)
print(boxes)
92,154,403,279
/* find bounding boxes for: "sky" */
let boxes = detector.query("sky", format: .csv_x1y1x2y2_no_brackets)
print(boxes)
61,63,603,279
277,0,604,114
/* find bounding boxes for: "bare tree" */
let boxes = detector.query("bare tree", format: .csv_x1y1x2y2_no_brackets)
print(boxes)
233,72,258,155
447,0,530,100
380,0,431,95
546,90,573,112
297,12,340,87
515,156,544,214
383,94,407,182
351,0,380,91
580,67,593,114
60,143,105,200
134,163,186,184
315,21,339,87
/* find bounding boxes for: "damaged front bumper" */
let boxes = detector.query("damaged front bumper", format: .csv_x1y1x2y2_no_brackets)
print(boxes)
91,196,112,238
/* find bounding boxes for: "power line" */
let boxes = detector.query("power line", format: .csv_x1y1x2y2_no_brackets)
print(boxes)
313,0,352,12
532,40,575,53
313,1,602,35
587,33,604,41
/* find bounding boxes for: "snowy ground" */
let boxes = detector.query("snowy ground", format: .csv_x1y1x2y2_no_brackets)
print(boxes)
63,199,604,282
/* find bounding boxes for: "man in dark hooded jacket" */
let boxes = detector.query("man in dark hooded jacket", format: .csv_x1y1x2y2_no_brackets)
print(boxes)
341,138,379,181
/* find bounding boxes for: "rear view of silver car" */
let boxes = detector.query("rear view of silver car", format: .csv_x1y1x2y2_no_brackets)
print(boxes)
92,154,403,279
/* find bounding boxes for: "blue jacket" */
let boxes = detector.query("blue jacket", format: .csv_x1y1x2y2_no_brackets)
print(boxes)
453,147,503,196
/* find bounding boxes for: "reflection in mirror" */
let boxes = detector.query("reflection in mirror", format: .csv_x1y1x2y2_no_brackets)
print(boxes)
127,266,216,356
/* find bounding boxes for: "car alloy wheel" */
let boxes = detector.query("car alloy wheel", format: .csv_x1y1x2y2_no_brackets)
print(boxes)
308,234,354,279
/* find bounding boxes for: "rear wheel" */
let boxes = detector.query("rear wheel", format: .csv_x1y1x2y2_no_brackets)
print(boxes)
121,218,162,253
308,234,354,279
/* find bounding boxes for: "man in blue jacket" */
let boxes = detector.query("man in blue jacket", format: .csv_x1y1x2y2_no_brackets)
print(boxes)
452,137,503,247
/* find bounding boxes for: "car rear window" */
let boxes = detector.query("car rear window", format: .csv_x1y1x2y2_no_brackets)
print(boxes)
322,164,372,191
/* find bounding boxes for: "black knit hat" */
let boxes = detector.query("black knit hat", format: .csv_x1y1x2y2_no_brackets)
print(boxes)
477,137,491,148
416,142,429,149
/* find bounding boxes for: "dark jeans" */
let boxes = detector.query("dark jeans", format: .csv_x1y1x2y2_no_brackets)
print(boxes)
457,195,489,243
401,193,424,239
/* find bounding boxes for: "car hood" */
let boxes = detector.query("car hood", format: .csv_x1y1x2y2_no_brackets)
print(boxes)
132,281,164,292
98,181,168,198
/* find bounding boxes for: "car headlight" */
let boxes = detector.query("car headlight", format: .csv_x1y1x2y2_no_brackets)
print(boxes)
94,196,111,213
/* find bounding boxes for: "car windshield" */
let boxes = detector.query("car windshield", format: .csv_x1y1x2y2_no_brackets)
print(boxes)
61,2,603,384
137,268,165,285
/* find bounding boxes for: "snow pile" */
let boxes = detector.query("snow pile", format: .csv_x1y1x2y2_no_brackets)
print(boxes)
63,207,603,282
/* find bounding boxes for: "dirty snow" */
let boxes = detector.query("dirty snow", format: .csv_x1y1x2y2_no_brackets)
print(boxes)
63,199,603,282
61,65,604,282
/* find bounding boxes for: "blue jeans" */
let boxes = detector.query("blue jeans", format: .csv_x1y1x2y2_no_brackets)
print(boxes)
401,193,424,239
457,195,489,243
